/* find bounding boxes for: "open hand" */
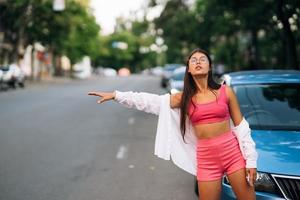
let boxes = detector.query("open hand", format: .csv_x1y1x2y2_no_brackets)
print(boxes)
246,168,257,187
88,91,115,104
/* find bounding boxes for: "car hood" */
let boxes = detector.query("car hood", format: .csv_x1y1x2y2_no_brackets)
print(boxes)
252,130,300,176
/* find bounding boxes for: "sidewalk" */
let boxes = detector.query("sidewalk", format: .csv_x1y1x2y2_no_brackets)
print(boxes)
26,76,74,86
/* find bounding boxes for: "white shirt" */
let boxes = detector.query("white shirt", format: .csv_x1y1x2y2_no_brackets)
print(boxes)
114,91,258,176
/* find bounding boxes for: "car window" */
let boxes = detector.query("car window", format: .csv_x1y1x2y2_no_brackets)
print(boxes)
233,84,300,130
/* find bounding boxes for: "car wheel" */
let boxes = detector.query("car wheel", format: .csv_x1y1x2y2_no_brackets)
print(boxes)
9,81,16,89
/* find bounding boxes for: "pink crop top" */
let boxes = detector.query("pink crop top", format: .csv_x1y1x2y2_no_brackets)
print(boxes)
188,84,230,125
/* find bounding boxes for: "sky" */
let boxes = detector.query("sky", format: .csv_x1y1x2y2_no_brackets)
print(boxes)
90,0,150,35
89,0,195,35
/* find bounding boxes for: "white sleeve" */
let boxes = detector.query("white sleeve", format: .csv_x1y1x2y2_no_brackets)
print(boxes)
242,131,258,168
114,90,162,115
232,118,258,168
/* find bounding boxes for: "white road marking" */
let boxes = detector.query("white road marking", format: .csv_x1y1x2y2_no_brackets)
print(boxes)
116,145,128,159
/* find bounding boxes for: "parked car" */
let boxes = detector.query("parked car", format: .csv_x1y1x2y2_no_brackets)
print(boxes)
9,63,25,88
0,64,25,89
0,65,13,90
118,67,131,76
194,70,300,199
160,63,183,88
103,68,117,77
95,67,117,77
150,66,164,76
72,56,92,79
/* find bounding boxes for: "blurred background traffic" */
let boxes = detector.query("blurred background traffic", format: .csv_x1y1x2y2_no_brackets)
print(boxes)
0,0,299,91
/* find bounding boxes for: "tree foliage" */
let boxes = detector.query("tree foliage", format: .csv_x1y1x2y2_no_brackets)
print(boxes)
1,0,100,65
1,0,299,72
152,0,300,70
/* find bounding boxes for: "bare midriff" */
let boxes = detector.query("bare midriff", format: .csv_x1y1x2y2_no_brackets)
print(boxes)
192,120,231,139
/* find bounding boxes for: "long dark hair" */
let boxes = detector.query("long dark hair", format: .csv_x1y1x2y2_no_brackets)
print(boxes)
180,48,221,141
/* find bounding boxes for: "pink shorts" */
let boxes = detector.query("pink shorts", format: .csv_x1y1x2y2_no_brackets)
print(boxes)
197,130,246,181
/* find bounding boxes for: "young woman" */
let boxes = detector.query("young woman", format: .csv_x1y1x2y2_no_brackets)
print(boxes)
88,48,258,200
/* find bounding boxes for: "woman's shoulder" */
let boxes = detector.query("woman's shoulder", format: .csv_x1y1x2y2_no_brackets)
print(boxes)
221,84,233,100
222,84,237,102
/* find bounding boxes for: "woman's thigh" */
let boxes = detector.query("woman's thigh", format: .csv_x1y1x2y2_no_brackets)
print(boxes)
198,179,222,200
227,168,256,200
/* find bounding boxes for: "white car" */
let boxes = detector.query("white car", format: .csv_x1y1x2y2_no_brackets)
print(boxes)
96,67,117,77
103,68,117,77
1,66,13,83
72,56,92,79
0,64,25,89
10,64,25,87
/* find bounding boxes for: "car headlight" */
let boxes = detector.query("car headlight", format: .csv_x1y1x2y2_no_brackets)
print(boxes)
255,172,279,194
224,171,280,195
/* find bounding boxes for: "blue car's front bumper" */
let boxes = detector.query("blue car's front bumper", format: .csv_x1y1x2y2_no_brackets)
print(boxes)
221,183,285,200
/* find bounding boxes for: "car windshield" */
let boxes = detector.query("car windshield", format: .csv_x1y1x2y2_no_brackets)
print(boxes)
233,83,300,130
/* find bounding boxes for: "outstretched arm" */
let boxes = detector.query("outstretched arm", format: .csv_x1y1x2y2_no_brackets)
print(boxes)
88,90,162,115
88,91,182,110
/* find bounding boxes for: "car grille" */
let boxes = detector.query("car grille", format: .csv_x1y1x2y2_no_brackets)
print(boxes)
272,174,300,200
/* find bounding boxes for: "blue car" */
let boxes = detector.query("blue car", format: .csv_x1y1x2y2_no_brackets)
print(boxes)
219,70,300,200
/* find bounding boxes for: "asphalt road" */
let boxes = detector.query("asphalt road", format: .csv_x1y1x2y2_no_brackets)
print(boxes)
0,75,197,200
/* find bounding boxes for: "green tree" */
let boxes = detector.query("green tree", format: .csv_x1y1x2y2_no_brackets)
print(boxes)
194,0,299,70
96,30,139,72
96,16,162,72
62,1,100,64
154,0,196,63
1,0,100,75
150,0,299,70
